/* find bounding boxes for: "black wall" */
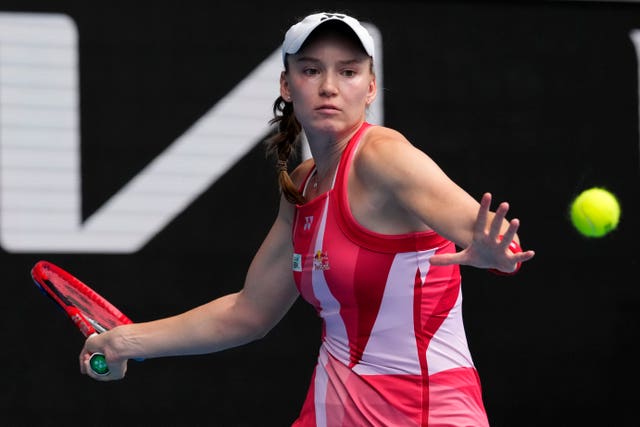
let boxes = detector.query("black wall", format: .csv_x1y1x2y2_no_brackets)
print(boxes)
1,1,639,426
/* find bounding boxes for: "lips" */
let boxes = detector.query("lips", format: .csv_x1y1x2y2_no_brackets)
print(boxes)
316,104,340,112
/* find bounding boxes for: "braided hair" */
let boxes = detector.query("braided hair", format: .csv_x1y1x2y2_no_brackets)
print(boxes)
266,95,306,205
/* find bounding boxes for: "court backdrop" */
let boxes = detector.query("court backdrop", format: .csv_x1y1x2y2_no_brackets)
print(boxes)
1,1,638,426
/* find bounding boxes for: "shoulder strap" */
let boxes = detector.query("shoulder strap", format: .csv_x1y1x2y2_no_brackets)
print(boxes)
332,122,372,191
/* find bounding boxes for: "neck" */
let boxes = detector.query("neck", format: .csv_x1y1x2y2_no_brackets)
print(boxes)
305,121,364,176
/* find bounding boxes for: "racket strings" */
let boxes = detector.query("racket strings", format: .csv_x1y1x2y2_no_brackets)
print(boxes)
33,261,133,333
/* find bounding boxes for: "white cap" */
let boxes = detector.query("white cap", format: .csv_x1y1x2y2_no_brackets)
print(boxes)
282,12,375,65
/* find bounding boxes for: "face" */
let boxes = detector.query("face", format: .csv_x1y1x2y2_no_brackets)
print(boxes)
280,31,376,140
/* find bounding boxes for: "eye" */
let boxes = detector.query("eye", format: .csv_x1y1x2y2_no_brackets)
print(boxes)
341,69,357,77
303,67,319,76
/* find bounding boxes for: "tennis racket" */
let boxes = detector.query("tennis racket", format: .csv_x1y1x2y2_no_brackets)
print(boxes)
31,260,134,376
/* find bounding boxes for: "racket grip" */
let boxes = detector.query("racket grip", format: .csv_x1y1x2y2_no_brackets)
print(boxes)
89,352,110,376
89,352,144,376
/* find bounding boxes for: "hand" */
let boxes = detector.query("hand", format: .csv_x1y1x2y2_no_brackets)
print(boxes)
79,330,128,381
429,192,535,272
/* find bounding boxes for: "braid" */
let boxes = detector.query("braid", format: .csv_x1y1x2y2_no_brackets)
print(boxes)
266,96,306,205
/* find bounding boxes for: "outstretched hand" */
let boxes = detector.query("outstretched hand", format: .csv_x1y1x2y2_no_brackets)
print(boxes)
429,192,535,273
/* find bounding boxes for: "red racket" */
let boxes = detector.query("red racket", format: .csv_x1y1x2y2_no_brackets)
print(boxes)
31,260,134,376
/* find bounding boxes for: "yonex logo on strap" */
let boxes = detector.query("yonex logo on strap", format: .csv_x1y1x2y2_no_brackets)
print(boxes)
304,216,314,231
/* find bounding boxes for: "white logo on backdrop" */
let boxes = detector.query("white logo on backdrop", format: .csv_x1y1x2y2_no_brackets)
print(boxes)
0,12,384,252
628,30,640,176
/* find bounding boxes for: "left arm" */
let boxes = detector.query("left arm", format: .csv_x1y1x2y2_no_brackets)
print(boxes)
354,127,535,272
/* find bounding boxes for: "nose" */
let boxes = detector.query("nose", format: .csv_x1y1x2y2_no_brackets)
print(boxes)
319,73,337,97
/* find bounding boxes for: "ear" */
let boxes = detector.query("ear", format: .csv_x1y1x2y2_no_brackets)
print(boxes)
280,71,292,102
365,76,377,107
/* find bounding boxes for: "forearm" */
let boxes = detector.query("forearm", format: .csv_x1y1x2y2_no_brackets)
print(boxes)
90,199,299,367
109,292,267,360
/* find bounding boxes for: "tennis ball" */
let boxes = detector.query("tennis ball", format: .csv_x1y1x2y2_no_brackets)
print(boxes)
570,187,620,237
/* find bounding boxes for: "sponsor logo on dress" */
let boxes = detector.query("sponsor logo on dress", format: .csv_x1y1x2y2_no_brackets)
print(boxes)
292,253,302,272
313,250,330,271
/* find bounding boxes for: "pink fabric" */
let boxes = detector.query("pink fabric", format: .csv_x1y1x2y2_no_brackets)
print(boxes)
291,123,489,426
293,350,487,427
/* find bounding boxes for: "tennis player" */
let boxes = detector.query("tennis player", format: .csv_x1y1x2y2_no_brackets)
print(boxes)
80,12,535,426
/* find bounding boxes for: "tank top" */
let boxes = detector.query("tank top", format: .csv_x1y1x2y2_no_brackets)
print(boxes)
291,122,489,427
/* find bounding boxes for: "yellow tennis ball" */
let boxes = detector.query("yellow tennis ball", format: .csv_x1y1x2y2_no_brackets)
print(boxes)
570,187,620,237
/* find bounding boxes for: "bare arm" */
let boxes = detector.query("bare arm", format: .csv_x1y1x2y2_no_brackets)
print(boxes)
80,194,300,380
353,126,534,272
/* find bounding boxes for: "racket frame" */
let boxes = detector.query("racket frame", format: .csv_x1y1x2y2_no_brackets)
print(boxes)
31,260,134,375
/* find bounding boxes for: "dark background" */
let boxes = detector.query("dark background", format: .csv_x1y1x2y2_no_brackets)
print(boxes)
2,1,639,426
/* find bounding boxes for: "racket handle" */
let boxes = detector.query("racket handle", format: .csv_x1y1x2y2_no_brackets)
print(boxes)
89,352,110,376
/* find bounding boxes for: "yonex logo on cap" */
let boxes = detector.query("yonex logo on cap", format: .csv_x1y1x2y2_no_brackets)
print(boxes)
281,12,375,65
320,13,346,21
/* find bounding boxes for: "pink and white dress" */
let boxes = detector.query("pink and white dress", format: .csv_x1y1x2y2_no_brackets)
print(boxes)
291,122,489,427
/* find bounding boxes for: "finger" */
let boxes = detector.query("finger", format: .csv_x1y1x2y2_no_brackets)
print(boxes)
79,341,94,375
514,249,535,263
80,350,101,377
80,334,101,376
474,193,492,236
498,218,520,249
489,201,509,239
79,352,87,374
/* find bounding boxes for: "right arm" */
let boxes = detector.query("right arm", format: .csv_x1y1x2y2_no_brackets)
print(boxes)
80,192,301,380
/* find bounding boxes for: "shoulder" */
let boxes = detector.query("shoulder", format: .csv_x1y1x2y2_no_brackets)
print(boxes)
361,125,410,149
355,125,428,186
358,126,422,167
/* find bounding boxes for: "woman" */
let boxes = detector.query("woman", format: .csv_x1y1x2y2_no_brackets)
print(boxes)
80,12,535,426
